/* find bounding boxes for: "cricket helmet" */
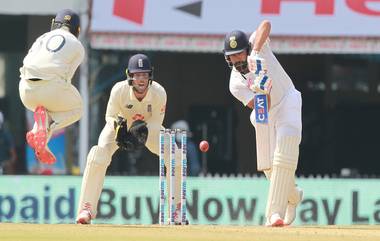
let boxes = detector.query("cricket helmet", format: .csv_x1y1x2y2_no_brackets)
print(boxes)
126,54,153,85
223,30,251,74
51,9,80,37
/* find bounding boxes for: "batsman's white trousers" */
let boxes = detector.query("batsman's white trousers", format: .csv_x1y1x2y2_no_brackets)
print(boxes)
250,87,302,168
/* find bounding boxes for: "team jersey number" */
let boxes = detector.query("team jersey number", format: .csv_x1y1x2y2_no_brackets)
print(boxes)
46,35,66,52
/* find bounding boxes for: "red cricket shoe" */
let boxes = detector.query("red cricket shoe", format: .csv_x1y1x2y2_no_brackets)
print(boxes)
27,128,56,164
35,148,56,165
33,106,56,164
26,130,36,149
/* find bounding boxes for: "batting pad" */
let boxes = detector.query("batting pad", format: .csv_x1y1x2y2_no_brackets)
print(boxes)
265,136,300,219
77,145,110,218
264,169,299,204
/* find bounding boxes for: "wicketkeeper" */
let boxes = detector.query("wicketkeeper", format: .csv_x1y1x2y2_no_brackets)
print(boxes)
223,20,303,227
76,54,186,224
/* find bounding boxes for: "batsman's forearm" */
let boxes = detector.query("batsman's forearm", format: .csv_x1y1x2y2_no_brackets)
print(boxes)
252,20,271,53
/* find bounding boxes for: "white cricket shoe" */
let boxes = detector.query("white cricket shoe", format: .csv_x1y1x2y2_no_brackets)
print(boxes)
284,186,303,225
265,213,285,227
76,203,93,224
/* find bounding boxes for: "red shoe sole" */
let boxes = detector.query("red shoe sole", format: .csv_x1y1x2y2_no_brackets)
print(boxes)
35,149,56,165
33,106,56,165
76,217,90,224
271,218,285,227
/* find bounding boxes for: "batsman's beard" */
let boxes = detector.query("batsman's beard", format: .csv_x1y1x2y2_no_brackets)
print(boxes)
234,60,249,74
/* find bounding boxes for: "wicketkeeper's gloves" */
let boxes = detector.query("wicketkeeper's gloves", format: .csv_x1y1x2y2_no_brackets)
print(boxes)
114,117,148,151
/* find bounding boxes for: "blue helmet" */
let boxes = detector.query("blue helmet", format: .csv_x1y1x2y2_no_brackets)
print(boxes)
126,54,153,85
223,30,251,74
51,9,80,37
223,30,250,56
127,54,152,74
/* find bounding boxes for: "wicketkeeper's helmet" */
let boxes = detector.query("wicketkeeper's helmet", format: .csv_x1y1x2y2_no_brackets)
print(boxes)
126,54,153,85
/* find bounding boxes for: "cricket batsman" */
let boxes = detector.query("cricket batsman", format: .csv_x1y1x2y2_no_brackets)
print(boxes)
223,20,303,226
76,54,186,224
19,9,84,164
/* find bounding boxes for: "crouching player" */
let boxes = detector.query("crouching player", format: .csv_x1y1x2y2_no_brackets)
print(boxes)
76,54,186,224
223,20,303,226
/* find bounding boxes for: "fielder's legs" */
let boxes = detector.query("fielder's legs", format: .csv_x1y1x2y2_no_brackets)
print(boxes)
19,80,83,164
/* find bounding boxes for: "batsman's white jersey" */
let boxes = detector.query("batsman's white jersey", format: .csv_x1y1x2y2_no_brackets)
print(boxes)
19,28,84,132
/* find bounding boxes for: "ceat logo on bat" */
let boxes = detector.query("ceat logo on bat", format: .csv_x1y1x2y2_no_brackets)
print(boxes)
254,94,268,124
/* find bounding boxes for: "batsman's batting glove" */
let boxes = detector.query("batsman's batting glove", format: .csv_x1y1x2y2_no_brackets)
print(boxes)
245,71,272,95
247,53,267,75
253,72,272,94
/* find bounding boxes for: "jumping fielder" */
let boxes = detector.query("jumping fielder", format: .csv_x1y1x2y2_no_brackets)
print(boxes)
76,54,185,224
223,20,303,226
19,9,84,164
